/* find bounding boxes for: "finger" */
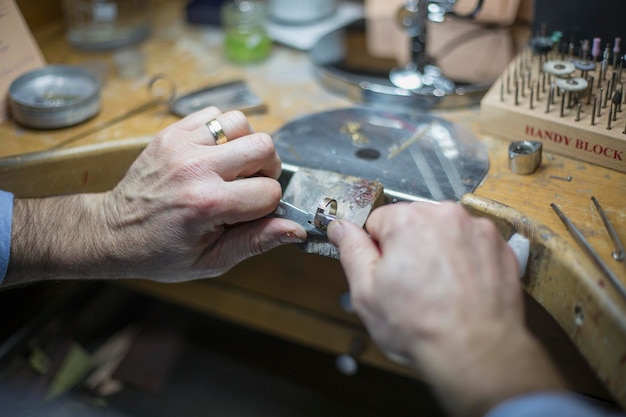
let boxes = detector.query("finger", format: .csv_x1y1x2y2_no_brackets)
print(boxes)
208,133,283,180
198,218,307,273
205,176,284,225
163,106,222,132
216,110,255,140
162,109,254,146
328,219,380,291
361,202,417,251
200,110,253,145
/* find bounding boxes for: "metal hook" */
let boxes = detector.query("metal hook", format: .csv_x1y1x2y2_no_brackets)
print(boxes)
147,73,177,106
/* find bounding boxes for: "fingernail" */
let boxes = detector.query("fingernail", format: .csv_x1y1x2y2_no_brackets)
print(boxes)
280,230,306,244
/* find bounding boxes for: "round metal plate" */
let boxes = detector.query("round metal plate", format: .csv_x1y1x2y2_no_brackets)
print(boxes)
572,59,596,72
556,77,588,92
274,107,489,202
543,60,576,77
9,65,101,129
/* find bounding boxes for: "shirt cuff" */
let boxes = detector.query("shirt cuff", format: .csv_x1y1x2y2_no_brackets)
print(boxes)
485,392,624,417
0,190,14,284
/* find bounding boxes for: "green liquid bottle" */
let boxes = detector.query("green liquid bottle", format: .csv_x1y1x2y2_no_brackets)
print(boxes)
221,1,272,63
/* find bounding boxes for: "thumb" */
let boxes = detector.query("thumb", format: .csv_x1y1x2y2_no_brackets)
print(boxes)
328,220,380,289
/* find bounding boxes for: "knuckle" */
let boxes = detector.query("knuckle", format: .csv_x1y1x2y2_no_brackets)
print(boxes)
264,180,282,202
250,132,275,154
476,216,500,238
222,110,250,135
225,110,246,124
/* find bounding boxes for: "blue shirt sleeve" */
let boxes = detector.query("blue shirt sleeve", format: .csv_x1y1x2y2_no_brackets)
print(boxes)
0,190,14,284
485,392,625,417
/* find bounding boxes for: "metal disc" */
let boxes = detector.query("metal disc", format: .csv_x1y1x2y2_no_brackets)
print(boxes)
543,60,576,77
8,65,101,129
274,107,489,202
556,77,589,92
572,59,596,72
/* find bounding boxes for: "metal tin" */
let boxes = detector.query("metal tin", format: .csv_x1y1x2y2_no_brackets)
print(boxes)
8,65,101,129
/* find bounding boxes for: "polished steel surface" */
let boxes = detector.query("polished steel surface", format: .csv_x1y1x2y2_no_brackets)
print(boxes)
274,107,489,202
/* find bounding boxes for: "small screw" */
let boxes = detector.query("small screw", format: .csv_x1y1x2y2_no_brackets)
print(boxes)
549,175,573,182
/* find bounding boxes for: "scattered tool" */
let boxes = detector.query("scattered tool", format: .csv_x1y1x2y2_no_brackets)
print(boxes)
551,203,626,299
591,196,625,261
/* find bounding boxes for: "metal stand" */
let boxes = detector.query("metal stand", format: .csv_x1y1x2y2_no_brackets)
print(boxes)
310,0,495,110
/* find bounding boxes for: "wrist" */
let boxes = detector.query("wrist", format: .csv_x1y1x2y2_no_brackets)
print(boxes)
411,324,567,417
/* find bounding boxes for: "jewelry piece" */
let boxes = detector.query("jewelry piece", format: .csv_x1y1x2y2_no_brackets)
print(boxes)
206,119,228,144
314,198,338,231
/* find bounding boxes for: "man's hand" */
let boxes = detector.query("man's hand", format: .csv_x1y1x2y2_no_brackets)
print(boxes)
6,107,306,285
328,201,566,417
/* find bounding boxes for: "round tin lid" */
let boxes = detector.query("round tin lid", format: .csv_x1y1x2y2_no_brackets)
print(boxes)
8,65,102,129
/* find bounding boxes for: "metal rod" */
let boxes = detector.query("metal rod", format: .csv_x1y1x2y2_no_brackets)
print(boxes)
591,196,625,261
591,95,597,125
549,175,572,182
551,203,626,299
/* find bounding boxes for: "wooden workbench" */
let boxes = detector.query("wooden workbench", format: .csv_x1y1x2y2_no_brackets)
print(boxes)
2,0,625,409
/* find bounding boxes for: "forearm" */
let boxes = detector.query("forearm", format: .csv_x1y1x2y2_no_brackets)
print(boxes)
4,193,116,286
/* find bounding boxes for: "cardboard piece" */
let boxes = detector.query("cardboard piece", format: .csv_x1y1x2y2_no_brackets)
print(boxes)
0,0,46,123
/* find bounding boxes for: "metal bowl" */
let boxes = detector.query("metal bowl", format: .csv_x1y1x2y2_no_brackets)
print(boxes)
8,65,101,129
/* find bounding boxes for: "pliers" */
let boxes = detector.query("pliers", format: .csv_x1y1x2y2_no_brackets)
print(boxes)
266,199,338,239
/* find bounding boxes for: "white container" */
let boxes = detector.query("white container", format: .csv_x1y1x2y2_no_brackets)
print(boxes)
268,0,336,24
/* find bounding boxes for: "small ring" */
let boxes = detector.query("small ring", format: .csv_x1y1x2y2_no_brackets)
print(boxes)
314,198,338,231
206,119,228,144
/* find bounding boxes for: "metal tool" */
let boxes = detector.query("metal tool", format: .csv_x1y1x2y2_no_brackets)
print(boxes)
167,79,266,117
309,0,508,110
551,203,626,300
267,199,338,239
591,196,625,261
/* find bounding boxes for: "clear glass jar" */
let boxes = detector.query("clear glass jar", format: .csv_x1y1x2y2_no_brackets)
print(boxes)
221,1,271,63
62,0,151,50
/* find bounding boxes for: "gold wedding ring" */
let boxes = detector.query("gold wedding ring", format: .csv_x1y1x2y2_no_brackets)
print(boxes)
206,119,228,144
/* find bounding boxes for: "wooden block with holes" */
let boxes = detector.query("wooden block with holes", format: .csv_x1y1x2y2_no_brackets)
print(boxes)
480,50,626,173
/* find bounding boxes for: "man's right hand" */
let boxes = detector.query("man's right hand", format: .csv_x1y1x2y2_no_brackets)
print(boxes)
328,201,566,417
